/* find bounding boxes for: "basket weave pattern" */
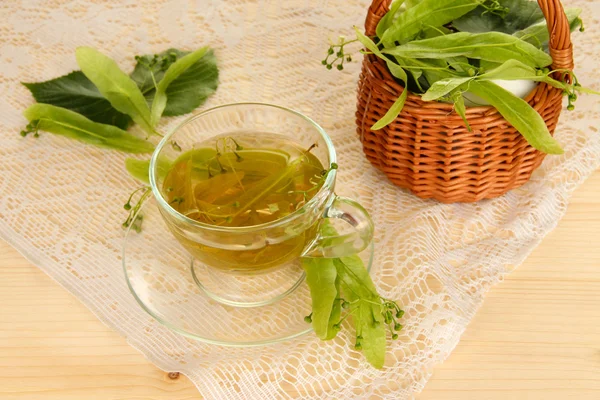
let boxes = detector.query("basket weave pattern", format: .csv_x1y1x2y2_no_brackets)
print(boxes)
356,0,574,203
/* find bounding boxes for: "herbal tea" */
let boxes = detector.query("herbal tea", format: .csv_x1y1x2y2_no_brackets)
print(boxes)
162,133,329,272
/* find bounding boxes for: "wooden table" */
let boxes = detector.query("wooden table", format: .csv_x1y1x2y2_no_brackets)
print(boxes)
1,172,599,400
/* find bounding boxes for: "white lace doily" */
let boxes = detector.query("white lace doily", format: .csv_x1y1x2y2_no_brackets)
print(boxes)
1,1,598,398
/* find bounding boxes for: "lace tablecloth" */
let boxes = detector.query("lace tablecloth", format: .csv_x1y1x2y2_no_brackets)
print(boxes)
1,0,598,398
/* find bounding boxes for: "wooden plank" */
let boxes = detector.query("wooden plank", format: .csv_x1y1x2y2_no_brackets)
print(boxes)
1,172,599,399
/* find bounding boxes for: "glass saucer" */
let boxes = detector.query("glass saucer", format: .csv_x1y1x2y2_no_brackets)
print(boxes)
122,196,374,346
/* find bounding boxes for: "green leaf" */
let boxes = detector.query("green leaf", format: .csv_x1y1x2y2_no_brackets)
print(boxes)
476,59,568,91
300,221,400,369
418,25,452,40
404,0,420,8
451,90,471,131
371,88,409,131
328,276,343,340
75,47,154,135
393,56,457,89
131,48,219,117
513,8,582,49
467,80,563,154
22,71,132,130
150,47,210,126
336,255,379,295
302,257,340,340
125,159,151,183
334,257,386,369
453,0,544,35
479,60,503,73
355,27,455,92
351,299,386,369
478,59,537,80
447,56,471,73
355,28,408,83
383,32,552,68
130,51,178,95
381,0,481,46
160,49,218,116
575,86,600,96
23,104,154,153
422,76,473,101
376,0,405,39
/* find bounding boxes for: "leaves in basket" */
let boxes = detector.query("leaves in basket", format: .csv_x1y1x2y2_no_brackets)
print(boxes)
372,89,409,131
394,55,457,94
22,71,132,130
404,0,421,9
380,0,481,47
375,0,405,40
326,0,596,152
131,48,219,118
477,59,566,91
513,8,582,49
452,0,544,35
23,104,154,153
422,76,473,101
355,28,411,129
466,80,564,154
420,58,569,102
453,1,584,50
383,32,552,69
354,28,407,83
451,90,471,131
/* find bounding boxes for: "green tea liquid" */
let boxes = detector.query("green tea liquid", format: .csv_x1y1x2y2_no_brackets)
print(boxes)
163,133,326,272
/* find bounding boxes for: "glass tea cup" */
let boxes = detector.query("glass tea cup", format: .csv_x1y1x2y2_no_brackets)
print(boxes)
149,103,373,306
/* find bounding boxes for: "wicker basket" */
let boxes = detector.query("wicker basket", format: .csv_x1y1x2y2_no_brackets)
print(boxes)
356,0,574,203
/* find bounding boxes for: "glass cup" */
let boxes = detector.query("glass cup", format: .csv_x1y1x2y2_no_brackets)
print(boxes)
149,103,373,306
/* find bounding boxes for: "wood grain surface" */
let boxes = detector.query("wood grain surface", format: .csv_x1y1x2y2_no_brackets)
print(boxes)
1,172,599,400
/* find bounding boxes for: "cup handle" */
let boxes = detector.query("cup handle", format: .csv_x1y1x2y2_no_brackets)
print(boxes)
302,196,374,258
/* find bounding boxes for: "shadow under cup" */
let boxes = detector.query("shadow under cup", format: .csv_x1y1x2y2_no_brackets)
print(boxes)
149,103,373,307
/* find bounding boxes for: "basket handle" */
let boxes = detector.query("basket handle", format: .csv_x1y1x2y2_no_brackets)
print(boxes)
537,0,574,70
364,0,574,70
364,0,390,37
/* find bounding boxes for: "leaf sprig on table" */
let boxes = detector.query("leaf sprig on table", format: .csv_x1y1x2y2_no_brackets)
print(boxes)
302,222,404,369
21,45,219,230
22,47,218,135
